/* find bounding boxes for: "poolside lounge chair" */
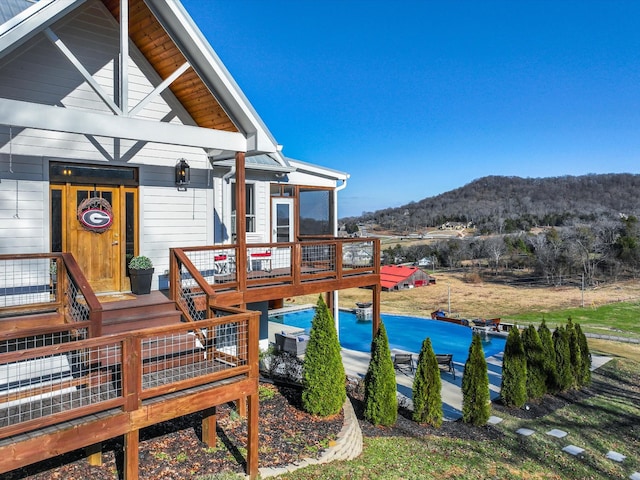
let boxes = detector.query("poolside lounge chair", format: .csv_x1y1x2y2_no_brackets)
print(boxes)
393,353,414,374
274,332,309,356
435,354,456,379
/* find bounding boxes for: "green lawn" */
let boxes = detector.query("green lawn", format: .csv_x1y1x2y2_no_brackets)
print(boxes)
505,301,640,339
280,358,640,480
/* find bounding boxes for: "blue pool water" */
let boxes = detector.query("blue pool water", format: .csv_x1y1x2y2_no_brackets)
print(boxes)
270,309,506,362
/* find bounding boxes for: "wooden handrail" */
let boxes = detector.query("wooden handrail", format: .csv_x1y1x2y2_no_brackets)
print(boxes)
170,248,217,320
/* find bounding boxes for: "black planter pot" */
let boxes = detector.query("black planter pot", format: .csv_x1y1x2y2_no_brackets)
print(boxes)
129,268,154,295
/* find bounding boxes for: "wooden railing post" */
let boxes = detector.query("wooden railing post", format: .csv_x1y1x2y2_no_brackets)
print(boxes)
122,335,141,480
169,248,179,302
335,240,343,280
122,336,140,412
292,243,301,286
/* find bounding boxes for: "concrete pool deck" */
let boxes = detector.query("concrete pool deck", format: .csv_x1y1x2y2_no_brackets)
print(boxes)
267,320,612,422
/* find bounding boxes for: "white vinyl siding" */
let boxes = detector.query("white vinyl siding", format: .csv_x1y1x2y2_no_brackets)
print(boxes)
0,178,48,254
139,186,211,283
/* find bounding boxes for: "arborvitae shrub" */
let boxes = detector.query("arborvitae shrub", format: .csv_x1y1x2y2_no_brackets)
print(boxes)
412,337,442,427
302,296,346,416
364,322,398,426
538,320,559,394
522,325,547,400
553,326,573,392
462,334,491,425
575,323,592,387
500,326,527,408
566,318,582,389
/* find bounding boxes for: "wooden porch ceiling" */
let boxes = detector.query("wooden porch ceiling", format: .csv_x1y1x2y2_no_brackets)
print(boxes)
101,0,238,132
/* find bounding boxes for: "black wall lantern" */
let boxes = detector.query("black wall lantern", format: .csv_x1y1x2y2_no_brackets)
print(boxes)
175,158,191,191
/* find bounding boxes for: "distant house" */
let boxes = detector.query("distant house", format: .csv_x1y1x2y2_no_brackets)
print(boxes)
380,265,435,291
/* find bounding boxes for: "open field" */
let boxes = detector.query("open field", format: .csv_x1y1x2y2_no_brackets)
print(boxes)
294,270,640,358
296,270,640,325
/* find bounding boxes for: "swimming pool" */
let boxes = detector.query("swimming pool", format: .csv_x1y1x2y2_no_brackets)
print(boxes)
270,309,506,363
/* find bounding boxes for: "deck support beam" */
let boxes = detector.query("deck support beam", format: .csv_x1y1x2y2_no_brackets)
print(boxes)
247,392,259,479
86,443,102,466
202,406,217,447
124,429,139,480
372,283,381,336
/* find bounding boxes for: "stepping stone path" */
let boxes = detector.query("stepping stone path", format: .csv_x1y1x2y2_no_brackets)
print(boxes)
562,445,585,456
487,416,503,425
507,422,633,471
546,429,568,439
605,451,626,462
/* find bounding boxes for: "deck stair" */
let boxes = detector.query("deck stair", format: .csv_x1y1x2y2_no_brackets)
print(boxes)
101,291,183,335
0,311,65,335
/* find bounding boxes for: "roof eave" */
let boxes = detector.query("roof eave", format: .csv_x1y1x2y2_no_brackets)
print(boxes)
286,157,349,181
0,0,87,61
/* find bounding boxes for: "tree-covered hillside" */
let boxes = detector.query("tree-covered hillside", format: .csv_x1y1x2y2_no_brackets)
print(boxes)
347,174,640,234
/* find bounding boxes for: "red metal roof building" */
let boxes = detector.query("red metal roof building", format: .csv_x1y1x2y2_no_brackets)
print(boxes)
380,265,435,291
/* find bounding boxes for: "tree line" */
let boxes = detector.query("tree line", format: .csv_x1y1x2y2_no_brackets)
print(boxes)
382,215,640,285
344,173,640,235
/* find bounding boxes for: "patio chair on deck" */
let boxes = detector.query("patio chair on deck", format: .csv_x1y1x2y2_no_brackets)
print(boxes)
435,354,456,379
393,353,414,374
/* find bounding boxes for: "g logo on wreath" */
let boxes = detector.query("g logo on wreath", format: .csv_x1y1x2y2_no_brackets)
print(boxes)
77,197,114,233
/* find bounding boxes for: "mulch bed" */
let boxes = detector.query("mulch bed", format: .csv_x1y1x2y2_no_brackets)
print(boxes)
5,376,601,479
4,382,343,480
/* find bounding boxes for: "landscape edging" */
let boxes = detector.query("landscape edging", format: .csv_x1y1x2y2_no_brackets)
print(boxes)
257,397,362,478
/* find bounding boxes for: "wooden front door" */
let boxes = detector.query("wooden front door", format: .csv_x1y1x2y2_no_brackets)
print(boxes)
66,186,122,292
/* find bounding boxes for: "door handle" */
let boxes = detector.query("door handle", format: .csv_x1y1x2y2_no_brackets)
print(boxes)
112,241,119,246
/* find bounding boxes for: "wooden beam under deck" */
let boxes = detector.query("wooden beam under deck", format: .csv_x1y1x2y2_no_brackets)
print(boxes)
212,273,380,306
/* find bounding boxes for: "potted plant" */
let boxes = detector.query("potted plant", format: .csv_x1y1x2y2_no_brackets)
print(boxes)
128,255,154,295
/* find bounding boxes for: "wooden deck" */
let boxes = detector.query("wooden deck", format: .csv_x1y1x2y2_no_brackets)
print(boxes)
0,256,261,480
0,238,381,479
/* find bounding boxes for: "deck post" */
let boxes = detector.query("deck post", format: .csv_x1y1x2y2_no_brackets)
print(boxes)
202,406,217,447
235,151,247,299
124,430,139,480
85,443,102,466
372,283,381,336
247,392,259,479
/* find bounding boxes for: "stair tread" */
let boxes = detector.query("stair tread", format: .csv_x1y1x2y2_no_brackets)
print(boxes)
102,315,183,335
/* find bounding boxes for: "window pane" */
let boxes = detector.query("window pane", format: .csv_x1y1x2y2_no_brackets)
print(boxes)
231,183,256,233
299,189,332,235
125,192,135,262
51,189,62,252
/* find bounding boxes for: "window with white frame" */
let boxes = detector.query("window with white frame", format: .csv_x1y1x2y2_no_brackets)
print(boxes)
231,182,256,234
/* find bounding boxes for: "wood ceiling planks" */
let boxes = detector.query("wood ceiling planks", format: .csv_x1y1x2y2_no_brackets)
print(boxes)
102,0,238,132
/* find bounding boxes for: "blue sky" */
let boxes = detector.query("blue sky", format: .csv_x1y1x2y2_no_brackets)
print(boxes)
181,1,640,218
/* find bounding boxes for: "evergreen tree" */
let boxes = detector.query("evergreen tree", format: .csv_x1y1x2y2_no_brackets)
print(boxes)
538,320,559,394
462,334,491,425
500,326,527,408
553,326,573,392
412,337,443,427
364,322,398,426
575,323,592,386
521,325,547,400
302,296,346,416
566,318,582,389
